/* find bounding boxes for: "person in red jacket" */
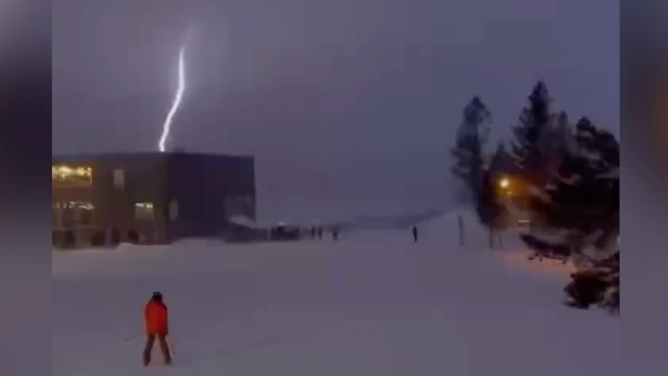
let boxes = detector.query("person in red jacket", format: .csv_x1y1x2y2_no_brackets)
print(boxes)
143,292,172,366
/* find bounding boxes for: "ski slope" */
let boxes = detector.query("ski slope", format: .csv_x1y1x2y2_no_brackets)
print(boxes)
52,211,620,376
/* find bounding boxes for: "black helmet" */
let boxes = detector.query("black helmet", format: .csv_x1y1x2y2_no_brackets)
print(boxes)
152,291,163,300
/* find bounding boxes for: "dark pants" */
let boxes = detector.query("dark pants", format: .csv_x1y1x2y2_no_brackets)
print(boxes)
143,333,172,366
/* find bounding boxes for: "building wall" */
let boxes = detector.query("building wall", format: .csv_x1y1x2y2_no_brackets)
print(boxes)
52,153,170,245
53,152,256,246
164,153,256,240
94,154,168,243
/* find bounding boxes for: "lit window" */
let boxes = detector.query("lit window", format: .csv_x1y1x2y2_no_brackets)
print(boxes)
113,169,125,189
53,201,94,227
135,202,154,221
76,202,95,226
52,165,92,187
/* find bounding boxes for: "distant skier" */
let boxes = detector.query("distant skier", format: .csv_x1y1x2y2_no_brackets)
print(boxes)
332,227,339,241
412,226,418,243
317,228,323,240
143,292,172,366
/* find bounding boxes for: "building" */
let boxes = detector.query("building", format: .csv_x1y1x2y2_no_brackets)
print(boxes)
52,152,256,247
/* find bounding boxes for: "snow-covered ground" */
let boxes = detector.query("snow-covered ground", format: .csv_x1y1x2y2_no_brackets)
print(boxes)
52,211,620,376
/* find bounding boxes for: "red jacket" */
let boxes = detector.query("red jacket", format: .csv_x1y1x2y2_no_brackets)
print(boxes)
145,300,169,335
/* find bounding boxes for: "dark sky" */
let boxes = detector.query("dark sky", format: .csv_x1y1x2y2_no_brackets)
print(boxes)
52,0,619,222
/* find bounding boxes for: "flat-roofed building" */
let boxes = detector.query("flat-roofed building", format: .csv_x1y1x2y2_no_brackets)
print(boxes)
52,151,256,247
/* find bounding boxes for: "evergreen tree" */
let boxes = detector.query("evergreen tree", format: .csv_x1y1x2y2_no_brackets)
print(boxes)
544,111,575,171
510,81,555,185
488,142,512,175
520,117,619,313
451,96,491,202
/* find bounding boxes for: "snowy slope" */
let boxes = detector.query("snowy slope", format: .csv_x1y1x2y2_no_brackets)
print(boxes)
52,211,620,376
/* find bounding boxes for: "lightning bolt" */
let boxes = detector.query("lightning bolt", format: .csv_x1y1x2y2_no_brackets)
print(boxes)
158,45,186,152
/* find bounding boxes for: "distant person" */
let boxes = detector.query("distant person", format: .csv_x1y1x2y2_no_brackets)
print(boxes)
412,226,418,243
143,292,172,366
333,228,339,241
311,227,316,239
318,228,323,240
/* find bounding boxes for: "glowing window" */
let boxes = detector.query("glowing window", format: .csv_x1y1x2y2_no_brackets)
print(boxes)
52,201,94,227
135,202,154,221
52,165,92,187
77,202,95,226
113,169,125,188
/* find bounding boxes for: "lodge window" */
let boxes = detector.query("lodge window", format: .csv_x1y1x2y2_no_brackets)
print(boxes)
113,169,125,189
52,201,95,228
52,165,92,187
135,202,154,221
79,203,94,226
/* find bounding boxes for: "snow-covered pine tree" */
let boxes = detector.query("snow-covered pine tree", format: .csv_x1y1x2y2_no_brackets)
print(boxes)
520,117,619,313
451,96,491,203
510,81,555,186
